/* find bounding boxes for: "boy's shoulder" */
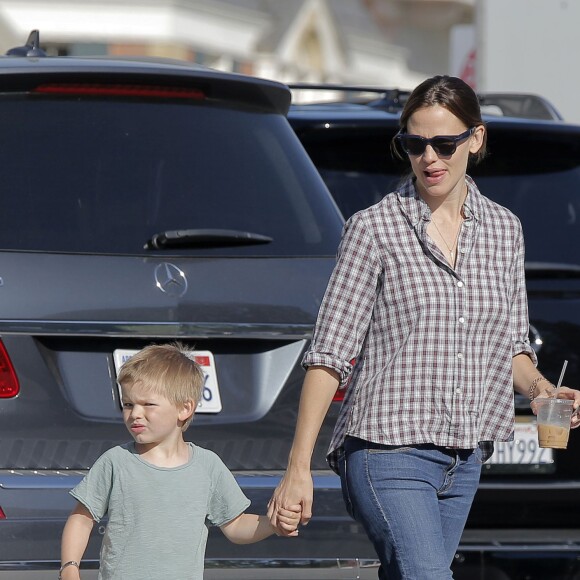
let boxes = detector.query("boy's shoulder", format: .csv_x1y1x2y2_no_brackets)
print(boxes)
190,443,228,470
190,443,242,488
80,443,134,477
92,442,133,464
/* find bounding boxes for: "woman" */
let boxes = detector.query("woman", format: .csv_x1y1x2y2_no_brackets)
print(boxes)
268,75,580,579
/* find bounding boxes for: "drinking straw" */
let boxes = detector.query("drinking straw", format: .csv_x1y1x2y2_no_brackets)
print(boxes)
555,359,568,397
547,360,569,423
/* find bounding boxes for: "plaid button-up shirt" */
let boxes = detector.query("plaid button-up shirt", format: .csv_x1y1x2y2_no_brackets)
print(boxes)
303,176,537,473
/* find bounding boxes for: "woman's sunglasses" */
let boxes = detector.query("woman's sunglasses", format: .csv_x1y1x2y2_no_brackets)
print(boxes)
396,127,474,157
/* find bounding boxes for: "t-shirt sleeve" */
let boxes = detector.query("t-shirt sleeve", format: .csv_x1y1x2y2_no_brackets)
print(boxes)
69,450,115,522
206,456,251,527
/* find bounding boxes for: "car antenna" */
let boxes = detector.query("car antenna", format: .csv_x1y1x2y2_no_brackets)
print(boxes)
6,30,47,57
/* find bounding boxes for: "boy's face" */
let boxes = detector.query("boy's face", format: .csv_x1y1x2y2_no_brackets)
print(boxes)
121,381,194,448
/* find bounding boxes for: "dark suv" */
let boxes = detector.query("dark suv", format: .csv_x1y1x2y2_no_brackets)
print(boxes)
0,32,361,578
288,85,580,579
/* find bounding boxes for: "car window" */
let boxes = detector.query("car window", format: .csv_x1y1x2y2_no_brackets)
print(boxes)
472,127,580,266
0,96,342,256
298,124,580,266
293,126,406,217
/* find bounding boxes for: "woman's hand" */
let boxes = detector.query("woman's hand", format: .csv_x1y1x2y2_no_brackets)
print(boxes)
267,467,313,531
531,385,580,428
554,386,580,428
266,366,340,534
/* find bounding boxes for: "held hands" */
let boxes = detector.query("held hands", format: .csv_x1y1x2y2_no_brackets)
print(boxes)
267,467,313,535
273,504,302,537
531,385,580,429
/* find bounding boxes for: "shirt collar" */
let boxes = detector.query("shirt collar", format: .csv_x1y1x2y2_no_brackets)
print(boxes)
463,175,482,222
396,174,483,226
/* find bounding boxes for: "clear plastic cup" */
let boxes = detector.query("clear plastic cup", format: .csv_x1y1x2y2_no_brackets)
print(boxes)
535,398,574,449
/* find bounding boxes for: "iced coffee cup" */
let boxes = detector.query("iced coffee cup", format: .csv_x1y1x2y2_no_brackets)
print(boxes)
535,398,574,449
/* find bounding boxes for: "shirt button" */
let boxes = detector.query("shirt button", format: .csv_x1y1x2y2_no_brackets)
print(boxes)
460,248,467,254
459,317,465,324
457,281,464,288
457,353,464,359
464,221,472,227
455,387,462,393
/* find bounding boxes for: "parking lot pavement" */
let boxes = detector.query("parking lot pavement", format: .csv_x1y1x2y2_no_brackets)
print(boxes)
204,572,378,580
0,571,379,580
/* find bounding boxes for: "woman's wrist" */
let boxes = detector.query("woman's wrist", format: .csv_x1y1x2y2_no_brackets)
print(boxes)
528,376,555,400
59,560,80,579
286,456,312,473
287,448,313,472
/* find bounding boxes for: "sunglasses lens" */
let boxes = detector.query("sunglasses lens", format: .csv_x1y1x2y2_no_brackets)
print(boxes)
401,136,425,156
432,139,456,156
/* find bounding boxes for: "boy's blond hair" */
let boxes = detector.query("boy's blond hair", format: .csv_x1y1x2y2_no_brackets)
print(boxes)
117,342,204,430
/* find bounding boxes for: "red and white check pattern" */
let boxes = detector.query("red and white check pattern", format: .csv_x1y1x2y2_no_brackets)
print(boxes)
303,176,537,472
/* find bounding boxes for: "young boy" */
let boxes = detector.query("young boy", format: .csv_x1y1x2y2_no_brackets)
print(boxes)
60,343,300,580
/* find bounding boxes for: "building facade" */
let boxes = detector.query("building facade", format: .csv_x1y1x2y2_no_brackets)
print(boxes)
0,0,474,91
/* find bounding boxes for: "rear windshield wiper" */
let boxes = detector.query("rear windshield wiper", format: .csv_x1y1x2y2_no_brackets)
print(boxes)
526,262,580,279
145,228,273,249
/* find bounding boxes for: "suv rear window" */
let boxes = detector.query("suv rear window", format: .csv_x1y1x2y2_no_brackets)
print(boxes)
0,95,341,256
472,125,580,266
297,123,580,265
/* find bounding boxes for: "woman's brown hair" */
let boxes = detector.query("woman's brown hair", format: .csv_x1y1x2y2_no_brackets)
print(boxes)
395,75,487,164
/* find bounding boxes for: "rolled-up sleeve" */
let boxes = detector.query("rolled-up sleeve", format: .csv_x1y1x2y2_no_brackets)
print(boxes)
510,221,537,365
302,212,383,387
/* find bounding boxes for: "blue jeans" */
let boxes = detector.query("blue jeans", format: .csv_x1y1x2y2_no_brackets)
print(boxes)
339,437,483,580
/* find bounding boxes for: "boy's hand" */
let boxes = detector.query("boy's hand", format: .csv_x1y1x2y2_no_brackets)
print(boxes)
274,504,302,537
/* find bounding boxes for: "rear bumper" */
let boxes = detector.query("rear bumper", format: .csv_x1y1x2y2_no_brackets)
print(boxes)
453,532,580,579
0,561,381,580
0,470,376,579
3,471,580,578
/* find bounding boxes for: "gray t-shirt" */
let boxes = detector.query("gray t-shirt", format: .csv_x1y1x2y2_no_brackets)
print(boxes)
70,442,250,580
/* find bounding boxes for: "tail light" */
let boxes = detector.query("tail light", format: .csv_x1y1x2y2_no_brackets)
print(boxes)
0,340,19,398
332,387,346,402
0,507,6,519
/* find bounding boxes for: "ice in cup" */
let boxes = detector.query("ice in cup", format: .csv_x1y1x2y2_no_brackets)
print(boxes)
535,398,575,449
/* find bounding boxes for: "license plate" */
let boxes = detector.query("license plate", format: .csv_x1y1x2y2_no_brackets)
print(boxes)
113,349,222,413
484,418,553,473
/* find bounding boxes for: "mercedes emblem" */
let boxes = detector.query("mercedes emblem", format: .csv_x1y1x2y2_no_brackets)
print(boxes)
154,263,188,298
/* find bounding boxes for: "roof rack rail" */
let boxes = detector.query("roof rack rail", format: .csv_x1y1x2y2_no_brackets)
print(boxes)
6,29,47,58
288,83,410,113
289,83,563,121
